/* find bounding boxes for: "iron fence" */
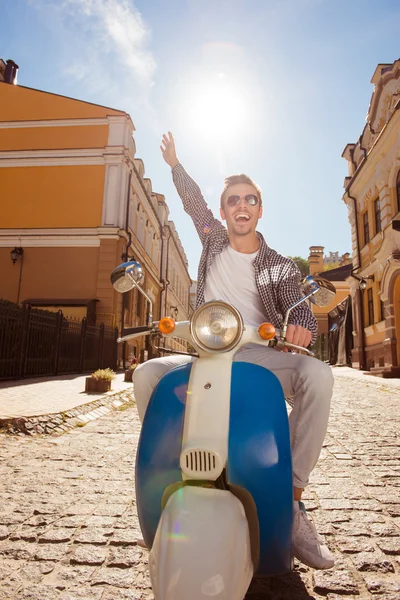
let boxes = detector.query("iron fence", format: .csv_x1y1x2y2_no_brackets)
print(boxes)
0,301,118,381
312,333,329,362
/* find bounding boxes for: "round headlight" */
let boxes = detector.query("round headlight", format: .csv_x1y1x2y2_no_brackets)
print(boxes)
190,301,244,353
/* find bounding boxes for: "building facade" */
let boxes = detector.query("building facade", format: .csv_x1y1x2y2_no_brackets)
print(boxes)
160,218,192,353
308,246,351,335
342,59,400,375
0,62,191,365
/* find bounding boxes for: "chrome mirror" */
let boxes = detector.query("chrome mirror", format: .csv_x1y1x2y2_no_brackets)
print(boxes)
301,275,336,307
110,261,144,293
282,275,336,341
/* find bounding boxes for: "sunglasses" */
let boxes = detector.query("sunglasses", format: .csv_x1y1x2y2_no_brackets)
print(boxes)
226,194,260,208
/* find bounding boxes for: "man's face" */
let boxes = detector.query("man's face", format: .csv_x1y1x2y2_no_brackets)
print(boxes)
220,183,263,236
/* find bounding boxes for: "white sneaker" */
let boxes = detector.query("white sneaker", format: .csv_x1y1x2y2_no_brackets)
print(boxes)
292,502,335,570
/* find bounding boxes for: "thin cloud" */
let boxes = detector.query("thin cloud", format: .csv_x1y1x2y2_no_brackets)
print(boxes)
63,0,156,89
31,0,157,113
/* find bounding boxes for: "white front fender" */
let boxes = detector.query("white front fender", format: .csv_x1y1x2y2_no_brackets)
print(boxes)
149,485,253,600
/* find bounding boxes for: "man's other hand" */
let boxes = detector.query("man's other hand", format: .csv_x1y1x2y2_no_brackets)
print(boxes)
160,132,179,168
285,324,312,351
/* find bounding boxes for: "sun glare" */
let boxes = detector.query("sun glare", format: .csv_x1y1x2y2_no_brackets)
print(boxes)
182,74,249,145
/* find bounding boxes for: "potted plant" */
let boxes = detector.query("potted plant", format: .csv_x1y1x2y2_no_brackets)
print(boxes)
124,356,138,382
85,368,116,393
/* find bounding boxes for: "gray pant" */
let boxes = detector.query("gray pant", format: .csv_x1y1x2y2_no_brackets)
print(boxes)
133,345,334,489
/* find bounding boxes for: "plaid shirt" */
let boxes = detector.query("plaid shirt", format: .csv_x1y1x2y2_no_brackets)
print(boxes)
172,164,318,343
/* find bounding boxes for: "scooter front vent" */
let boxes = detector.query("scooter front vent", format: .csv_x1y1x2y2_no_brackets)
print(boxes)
180,449,220,479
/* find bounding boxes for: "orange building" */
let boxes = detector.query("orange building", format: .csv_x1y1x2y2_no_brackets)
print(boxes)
0,59,191,364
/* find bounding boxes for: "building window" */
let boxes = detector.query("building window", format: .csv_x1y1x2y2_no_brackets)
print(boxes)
366,288,374,326
374,197,381,234
363,211,370,246
397,170,400,213
380,299,385,322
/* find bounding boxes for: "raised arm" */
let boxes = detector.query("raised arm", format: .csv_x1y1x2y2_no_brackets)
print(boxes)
160,132,223,245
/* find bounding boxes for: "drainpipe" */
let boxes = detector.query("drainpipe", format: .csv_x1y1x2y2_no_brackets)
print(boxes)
164,227,172,317
158,223,170,320
346,186,366,370
120,170,133,368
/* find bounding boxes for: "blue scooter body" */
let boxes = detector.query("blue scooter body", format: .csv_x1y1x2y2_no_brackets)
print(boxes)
136,361,293,575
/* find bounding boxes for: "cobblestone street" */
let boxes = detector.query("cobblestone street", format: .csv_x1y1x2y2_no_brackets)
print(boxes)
0,370,399,599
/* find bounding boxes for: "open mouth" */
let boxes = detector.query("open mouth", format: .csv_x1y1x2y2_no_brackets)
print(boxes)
234,213,250,223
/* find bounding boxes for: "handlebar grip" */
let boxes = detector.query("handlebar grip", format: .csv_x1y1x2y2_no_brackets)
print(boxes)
121,325,151,336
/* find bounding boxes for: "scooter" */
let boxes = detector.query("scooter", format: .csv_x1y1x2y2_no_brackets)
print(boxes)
110,261,336,600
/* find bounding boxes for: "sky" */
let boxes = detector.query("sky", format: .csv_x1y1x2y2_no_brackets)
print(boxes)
1,0,400,279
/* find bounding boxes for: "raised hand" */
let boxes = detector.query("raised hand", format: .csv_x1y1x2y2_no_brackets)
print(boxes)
160,131,179,169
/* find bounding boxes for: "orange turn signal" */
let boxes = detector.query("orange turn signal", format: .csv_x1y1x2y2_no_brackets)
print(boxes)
258,322,276,340
158,317,176,335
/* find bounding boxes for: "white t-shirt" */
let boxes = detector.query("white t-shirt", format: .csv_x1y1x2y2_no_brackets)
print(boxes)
203,244,267,327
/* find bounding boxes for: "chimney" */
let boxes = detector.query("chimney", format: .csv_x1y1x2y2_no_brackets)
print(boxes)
308,246,324,276
4,59,19,85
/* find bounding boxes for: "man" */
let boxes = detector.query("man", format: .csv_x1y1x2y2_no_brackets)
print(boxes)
134,132,335,570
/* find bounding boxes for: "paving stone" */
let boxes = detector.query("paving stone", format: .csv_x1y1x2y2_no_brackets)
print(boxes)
0,559,21,581
386,504,400,517
350,550,395,572
332,522,371,536
325,596,364,600
109,530,140,546
375,537,400,555
363,480,386,487
351,499,384,511
319,499,353,510
90,567,136,588
351,511,386,523
369,522,400,537
335,536,375,553
18,585,61,599
59,590,103,600
0,513,28,525
106,547,143,568
100,590,144,600
69,546,107,566
45,564,96,586
85,516,116,528
53,516,87,528
33,505,64,516
38,528,73,544
363,574,400,595
92,505,126,517
25,515,56,527
17,562,53,585
0,542,36,560
9,528,39,542
34,543,71,561
313,570,359,595
65,505,96,516
113,516,142,530
73,528,113,545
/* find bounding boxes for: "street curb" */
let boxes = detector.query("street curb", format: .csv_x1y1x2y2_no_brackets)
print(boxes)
0,388,135,436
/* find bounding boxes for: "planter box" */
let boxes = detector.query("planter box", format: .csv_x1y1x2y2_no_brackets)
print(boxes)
85,377,112,394
124,370,133,382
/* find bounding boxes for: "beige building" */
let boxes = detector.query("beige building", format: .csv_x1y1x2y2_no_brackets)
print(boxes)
189,280,197,317
0,59,191,365
342,59,400,375
160,219,191,353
